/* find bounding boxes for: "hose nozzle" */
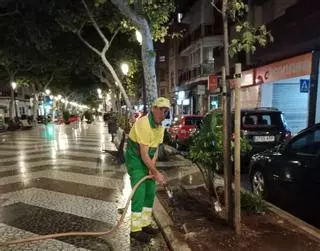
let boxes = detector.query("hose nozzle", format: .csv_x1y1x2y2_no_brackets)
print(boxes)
164,184,173,199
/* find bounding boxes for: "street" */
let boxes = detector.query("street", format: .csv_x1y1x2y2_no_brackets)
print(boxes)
0,122,166,251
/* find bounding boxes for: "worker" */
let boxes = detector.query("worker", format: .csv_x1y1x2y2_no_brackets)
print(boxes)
125,97,170,243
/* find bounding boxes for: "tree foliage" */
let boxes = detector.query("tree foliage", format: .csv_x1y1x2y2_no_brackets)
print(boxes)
211,0,273,58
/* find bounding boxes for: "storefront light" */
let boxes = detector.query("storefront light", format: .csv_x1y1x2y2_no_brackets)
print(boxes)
182,99,190,105
178,91,185,100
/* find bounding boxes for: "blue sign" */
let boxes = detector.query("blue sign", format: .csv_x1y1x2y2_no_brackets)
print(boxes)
300,79,310,93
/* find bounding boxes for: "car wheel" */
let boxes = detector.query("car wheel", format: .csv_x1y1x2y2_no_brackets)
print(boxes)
251,169,268,199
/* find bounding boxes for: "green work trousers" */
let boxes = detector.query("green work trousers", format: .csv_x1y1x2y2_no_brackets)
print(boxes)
127,161,156,213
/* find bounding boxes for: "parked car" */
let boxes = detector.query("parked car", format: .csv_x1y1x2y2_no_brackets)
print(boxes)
249,123,320,219
204,107,291,168
68,115,80,123
167,115,203,149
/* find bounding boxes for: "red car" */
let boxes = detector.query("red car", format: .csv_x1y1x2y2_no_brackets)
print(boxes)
68,115,80,123
168,115,203,149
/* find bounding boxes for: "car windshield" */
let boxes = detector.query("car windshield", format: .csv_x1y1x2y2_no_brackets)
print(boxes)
185,117,202,127
241,112,284,130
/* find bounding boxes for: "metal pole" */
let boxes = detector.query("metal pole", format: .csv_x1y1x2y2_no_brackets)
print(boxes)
234,63,241,234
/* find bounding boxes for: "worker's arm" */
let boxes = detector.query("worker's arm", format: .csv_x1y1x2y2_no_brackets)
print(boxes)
152,148,158,164
139,144,165,184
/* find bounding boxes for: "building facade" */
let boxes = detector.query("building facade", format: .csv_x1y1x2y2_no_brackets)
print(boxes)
170,0,224,116
0,82,33,120
168,0,320,134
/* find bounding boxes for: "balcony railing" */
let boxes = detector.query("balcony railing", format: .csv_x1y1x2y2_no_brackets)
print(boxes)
179,24,223,53
178,63,215,83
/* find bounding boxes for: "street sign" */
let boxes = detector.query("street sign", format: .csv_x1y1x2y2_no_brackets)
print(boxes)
300,79,310,93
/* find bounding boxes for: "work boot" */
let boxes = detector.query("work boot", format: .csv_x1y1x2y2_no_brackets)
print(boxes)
130,231,151,243
142,225,160,236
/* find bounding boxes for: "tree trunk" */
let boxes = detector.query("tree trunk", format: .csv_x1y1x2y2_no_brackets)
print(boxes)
9,88,14,120
140,19,158,104
222,0,234,227
101,55,133,111
110,0,158,104
31,84,38,124
111,92,117,111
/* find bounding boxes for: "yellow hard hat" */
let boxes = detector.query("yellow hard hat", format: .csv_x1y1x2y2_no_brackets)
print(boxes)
152,97,170,108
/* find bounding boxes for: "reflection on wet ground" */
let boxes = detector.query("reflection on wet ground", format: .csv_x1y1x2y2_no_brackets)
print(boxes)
0,122,167,251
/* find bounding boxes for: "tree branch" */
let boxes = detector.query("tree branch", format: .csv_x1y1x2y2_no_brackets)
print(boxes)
77,27,101,56
44,71,55,90
111,0,143,28
109,27,120,48
0,9,19,18
81,0,109,45
211,1,222,15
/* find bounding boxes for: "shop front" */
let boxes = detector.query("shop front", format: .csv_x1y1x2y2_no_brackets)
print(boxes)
255,53,312,134
207,74,222,111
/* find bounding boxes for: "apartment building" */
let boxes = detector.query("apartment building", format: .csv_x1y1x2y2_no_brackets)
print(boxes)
169,0,223,115
0,81,33,119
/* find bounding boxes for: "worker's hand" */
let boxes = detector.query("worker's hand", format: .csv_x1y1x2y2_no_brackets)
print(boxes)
153,170,166,185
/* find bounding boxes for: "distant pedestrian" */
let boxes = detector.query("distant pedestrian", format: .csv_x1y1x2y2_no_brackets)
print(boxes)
107,113,117,142
125,97,170,243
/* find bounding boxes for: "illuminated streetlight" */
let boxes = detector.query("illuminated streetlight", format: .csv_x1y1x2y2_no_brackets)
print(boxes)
11,82,17,90
121,63,129,76
11,82,18,120
135,30,142,45
45,89,51,95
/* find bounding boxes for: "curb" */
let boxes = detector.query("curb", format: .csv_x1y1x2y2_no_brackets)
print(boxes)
266,201,320,241
153,197,192,251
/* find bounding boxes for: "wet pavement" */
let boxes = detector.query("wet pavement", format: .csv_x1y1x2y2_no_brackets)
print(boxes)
0,121,167,251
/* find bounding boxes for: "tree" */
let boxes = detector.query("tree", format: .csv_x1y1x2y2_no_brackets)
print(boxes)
211,0,273,234
110,0,175,104
0,48,32,119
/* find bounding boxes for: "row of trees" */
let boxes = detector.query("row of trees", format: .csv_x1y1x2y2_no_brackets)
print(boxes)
0,0,176,121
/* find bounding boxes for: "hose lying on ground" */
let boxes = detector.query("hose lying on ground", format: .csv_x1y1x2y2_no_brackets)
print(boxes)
0,175,153,247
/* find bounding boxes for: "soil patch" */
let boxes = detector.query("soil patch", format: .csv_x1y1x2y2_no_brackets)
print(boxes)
157,187,320,251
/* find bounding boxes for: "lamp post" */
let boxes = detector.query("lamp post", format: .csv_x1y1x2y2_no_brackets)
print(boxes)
11,82,19,122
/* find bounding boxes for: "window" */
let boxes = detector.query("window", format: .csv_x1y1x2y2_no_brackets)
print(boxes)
185,117,202,126
159,56,166,62
290,128,320,155
241,112,284,129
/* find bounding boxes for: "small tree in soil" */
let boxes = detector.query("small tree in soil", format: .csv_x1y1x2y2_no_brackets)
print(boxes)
189,111,251,215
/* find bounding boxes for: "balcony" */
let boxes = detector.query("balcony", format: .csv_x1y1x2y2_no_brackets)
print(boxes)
179,24,223,53
178,63,215,84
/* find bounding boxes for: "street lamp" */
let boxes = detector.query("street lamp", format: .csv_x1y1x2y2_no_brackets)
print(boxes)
121,63,129,76
11,82,19,121
135,30,142,45
11,82,17,90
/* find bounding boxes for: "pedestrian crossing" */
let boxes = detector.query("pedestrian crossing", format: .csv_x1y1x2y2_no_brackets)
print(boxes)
0,122,167,251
